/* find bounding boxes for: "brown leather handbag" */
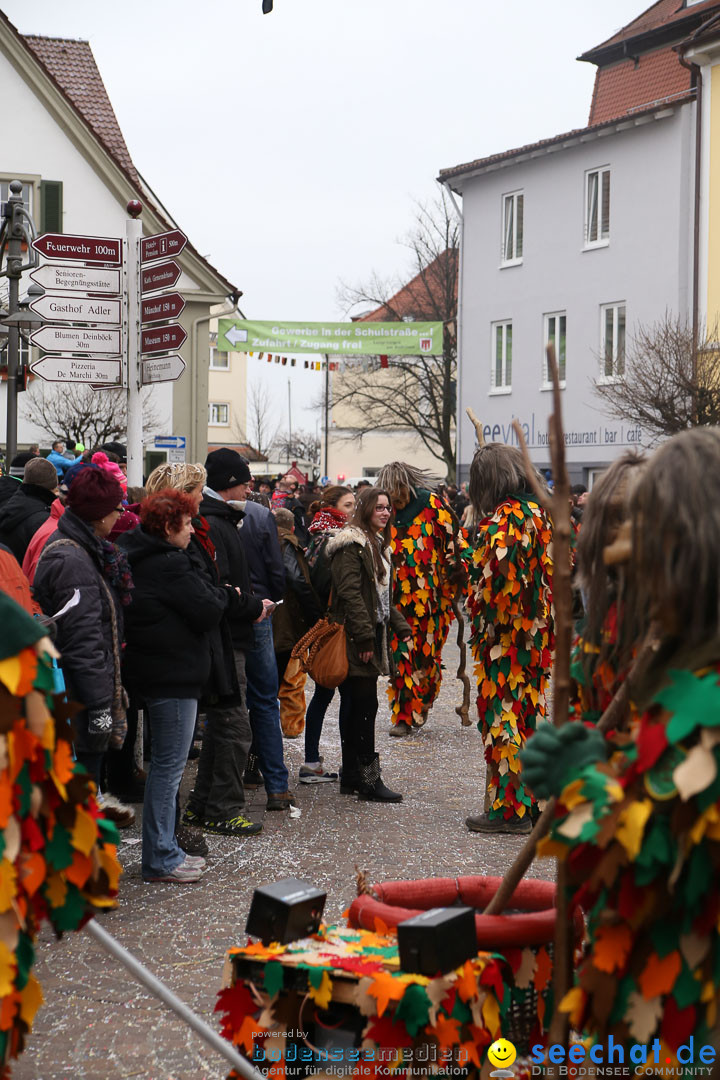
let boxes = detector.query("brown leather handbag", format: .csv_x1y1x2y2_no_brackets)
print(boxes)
291,618,348,689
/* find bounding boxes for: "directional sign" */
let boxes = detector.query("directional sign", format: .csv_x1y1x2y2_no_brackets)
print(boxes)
154,435,187,449
31,355,121,384
141,292,185,325
142,354,186,385
141,260,182,293
141,229,187,264
33,233,122,266
30,263,121,296
141,323,187,354
30,294,121,326
31,325,121,355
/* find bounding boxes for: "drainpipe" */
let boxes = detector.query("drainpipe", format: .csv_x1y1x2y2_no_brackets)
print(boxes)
678,53,702,350
442,181,464,482
190,291,242,460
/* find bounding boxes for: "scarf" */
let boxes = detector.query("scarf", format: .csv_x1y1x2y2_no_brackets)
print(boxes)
192,514,216,564
271,489,291,509
100,540,133,606
308,507,347,534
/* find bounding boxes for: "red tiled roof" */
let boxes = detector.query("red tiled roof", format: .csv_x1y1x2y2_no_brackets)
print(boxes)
580,0,720,61
357,249,458,322
24,35,141,186
589,44,692,124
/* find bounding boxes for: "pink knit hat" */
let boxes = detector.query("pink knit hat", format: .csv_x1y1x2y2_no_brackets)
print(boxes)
92,451,127,492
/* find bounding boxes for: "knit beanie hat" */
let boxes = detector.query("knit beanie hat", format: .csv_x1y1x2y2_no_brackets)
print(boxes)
92,451,127,492
204,448,251,492
66,467,123,521
23,458,58,491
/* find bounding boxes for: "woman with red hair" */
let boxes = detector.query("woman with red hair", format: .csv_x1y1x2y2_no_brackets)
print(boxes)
119,490,230,883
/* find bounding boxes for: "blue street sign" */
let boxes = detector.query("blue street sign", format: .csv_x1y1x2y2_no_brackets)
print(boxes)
154,435,186,449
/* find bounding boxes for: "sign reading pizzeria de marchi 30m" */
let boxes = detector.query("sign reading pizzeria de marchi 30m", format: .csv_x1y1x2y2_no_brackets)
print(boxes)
218,318,444,356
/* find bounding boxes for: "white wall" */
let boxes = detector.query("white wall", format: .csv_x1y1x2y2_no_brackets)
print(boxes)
455,105,694,482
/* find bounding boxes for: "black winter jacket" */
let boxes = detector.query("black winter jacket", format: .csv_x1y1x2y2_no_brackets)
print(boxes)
199,493,264,650
33,509,124,711
0,483,56,562
118,527,228,699
231,498,285,602
185,532,240,701
272,531,322,653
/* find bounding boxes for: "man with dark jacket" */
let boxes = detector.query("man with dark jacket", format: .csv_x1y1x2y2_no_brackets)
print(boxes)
0,458,59,562
203,448,293,810
183,450,271,836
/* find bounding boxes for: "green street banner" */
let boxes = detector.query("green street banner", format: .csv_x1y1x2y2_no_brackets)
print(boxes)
217,318,443,356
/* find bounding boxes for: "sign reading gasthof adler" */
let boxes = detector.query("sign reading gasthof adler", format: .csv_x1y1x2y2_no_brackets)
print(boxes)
218,318,444,356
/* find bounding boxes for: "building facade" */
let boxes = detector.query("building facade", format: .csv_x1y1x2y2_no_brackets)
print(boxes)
440,0,720,484
0,14,240,464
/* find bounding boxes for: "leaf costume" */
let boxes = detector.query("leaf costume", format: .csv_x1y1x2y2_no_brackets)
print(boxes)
541,664,720,1053
467,496,553,820
0,593,121,1076
387,490,467,728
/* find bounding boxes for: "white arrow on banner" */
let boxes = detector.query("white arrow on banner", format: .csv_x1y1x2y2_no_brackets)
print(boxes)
224,325,248,347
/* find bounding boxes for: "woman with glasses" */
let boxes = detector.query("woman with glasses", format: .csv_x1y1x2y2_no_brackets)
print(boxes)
325,487,412,801
34,467,133,798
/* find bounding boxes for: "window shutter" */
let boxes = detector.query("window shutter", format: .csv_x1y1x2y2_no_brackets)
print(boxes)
40,181,63,233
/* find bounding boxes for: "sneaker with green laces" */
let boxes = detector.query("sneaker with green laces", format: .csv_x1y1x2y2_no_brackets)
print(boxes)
202,814,263,837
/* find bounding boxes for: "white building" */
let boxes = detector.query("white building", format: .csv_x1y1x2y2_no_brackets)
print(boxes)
0,14,240,465
440,4,699,484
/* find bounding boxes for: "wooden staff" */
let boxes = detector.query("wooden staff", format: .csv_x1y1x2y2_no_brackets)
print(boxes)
451,591,472,725
466,406,485,445
482,630,660,916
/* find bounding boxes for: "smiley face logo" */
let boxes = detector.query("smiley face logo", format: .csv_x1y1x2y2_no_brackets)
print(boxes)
487,1039,517,1069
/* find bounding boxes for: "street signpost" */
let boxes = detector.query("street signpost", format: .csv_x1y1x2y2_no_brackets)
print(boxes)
141,260,181,293
30,263,121,295
30,324,121,354
154,435,186,449
29,294,122,325
140,229,187,263
30,356,122,384
141,292,185,324
141,354,186,385
33,233,122,265
141,323,187,354
30,215,191,484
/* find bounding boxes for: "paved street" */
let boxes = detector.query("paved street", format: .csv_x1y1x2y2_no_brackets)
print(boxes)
14,641,551,1080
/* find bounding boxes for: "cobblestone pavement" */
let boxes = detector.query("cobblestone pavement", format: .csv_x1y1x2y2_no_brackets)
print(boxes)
15,641,552,1080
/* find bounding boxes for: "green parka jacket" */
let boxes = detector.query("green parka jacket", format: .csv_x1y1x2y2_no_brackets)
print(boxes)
326,525,412,678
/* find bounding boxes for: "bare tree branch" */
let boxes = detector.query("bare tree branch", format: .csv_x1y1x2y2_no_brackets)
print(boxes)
246,381,280,459
272,429,321,465
334,189,459,481
594,313,720,440
21,382,161,448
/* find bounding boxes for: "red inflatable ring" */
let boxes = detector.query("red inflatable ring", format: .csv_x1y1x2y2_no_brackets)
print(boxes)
348,875,583,948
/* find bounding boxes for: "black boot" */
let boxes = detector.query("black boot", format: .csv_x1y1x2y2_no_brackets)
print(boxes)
357,754,402,803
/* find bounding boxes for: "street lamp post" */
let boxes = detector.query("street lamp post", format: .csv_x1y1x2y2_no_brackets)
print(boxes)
0,180,39,467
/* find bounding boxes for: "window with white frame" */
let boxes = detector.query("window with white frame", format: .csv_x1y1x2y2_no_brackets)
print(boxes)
491,321,512,391
585,167,610,246
210,347,230,370
501,191,524,264
543,312,566,386
600,303,626,381
208,402,229,425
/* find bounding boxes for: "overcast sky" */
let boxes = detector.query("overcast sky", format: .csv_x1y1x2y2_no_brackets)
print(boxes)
4,0,645,434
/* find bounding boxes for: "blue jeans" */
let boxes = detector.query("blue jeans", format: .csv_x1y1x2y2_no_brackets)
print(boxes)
142,698,197,877
245,619,288,794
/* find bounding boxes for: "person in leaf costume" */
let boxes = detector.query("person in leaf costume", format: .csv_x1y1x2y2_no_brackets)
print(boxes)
464,444,553,835
0,592,121,1076
521,428,720,1056
376,463,468,735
